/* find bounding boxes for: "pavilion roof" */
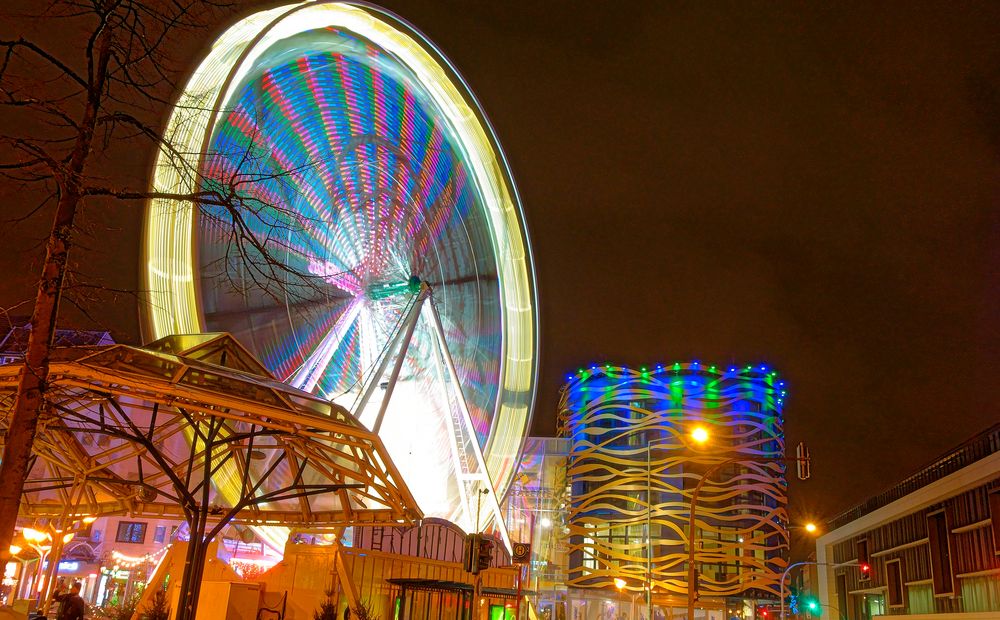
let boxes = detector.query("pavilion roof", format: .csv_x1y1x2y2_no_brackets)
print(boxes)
0,333,422,533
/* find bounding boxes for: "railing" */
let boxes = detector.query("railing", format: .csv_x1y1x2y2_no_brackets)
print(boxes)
828,424,1000,529
256,590,286,620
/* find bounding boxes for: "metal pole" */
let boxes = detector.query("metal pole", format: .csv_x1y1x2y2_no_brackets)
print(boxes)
779,561,809,620
646,446,653,620
427,297,513,553
779,561,863,620
686,455,808,620
686,456,746,620
353,286,428,424
372,287,428,434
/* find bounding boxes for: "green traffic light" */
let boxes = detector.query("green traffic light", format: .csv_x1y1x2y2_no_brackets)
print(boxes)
803,597,820,614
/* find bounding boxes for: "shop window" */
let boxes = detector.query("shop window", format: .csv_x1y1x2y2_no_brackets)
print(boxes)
886,559,904,607
116,521,147,544
927,509,955,596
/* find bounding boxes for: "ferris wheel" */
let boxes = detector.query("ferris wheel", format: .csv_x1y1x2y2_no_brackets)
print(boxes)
143,1,537,550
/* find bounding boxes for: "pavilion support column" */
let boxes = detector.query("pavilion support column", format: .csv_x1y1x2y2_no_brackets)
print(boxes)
332,532,359,611
175,513,209,620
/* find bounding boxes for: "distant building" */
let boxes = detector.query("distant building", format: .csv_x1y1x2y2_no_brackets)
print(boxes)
557,363,789,618
815,424,1000,620
503,436,571,615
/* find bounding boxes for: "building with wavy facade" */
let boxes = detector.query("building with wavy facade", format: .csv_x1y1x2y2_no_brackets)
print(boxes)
558,363,790,616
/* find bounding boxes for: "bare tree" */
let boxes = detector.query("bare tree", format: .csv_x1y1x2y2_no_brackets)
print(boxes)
0,0,335,563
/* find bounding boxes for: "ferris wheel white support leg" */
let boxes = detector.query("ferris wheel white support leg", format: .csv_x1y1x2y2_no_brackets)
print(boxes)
426,296,513,555
372,285,429,435
351,285,429,430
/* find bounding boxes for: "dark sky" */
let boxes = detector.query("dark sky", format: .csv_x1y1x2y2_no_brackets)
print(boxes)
2,1,998,528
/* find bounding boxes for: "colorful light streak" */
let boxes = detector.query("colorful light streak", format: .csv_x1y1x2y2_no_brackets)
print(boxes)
144,2,536,542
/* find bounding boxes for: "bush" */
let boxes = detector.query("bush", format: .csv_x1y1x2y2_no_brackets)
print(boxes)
313,598,338,620
351,600,379,620
142,589,170,620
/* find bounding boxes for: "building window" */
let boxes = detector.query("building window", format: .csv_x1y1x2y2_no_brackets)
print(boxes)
153,526,166,544
856,539,870,581
836,573,848,620
989,488,1000,555
927,509,955,595
116,521,147,544
886,559,904,607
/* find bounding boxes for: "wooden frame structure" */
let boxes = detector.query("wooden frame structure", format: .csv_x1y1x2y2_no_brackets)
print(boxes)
0,333,421,620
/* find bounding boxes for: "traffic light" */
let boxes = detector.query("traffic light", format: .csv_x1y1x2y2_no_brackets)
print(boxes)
477,536,494,572
462,533,494,574
463,533,478,573
803,596,820,615
859,562,871,579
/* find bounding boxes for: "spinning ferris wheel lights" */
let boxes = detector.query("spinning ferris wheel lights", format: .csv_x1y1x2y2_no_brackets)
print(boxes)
144,1,537,547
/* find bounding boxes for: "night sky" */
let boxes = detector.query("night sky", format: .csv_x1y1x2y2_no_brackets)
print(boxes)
1,1,998,530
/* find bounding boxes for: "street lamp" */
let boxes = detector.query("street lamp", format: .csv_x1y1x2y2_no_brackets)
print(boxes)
779,561,865,620
690,427,709,445
19,528,53,603
19,518,90,615
614,578,642,619
685,453,806,620
646,426,710,620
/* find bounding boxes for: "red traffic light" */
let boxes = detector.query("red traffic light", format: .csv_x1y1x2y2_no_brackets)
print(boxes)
859,562,871,574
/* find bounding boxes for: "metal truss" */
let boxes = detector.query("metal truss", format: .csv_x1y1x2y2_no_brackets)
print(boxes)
351,282,512,552
0,333,421,620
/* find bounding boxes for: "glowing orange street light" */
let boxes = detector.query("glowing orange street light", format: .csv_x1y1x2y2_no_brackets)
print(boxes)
690,426,709,444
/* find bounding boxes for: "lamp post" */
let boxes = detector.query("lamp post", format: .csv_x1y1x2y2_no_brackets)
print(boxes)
614,578,642,619
21,515,94,615
685,453,807,620
19,528,53,603
6,545,31,602
779,561,864,620
647,428,709,620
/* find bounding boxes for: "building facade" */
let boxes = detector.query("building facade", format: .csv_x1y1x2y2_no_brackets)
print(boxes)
815,424,1000,620
557,363,790,617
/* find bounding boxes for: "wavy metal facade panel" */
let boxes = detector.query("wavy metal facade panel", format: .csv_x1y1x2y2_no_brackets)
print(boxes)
558,363,789,600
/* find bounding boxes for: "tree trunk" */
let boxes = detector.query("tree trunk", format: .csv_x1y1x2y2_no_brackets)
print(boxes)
0,29,112,561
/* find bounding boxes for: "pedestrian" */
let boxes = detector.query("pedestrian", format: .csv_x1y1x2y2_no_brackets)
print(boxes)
51,582,85,620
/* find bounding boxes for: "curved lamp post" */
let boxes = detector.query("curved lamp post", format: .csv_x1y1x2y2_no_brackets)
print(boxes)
684,446,808,620
779,561,865,620
646,427,709,620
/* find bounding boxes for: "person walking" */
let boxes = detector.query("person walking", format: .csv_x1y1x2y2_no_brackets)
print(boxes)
51,582,85,620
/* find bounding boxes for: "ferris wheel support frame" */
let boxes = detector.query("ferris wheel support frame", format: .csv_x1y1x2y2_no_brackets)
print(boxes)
350,282,512,553
426,293,512,554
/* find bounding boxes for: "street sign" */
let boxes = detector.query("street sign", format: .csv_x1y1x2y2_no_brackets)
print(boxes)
511,541,531,564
